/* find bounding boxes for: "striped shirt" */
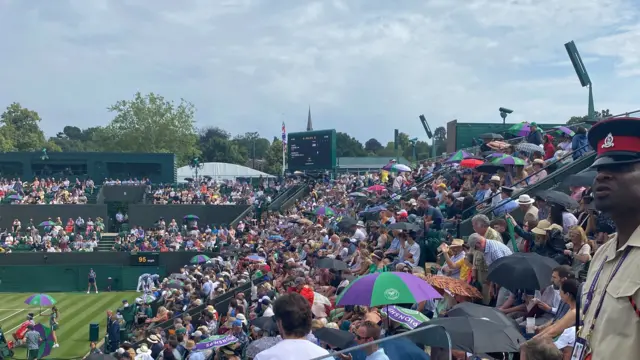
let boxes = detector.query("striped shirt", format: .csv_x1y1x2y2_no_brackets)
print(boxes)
483,239,512,266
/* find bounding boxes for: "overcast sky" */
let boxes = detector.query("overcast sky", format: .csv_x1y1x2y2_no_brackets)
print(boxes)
0,0,639,143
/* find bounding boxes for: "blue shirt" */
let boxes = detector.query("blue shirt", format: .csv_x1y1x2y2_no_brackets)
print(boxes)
367,348,390,360
389,238,401,251
493,199,518,217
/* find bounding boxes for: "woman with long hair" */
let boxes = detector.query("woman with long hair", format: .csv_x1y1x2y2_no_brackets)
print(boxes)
553,279,580,359
564,226,593,280
50,306,59,348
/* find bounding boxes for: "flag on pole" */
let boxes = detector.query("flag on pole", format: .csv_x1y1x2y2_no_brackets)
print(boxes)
281,122,286,150
506,216,519,253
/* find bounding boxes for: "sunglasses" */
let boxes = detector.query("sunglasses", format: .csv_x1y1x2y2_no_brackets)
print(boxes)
355,334,370,341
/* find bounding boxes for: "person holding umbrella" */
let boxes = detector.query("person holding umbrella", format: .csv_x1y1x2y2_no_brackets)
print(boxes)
49,306,59,348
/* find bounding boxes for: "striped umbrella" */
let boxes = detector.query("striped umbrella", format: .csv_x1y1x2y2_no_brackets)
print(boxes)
492,155,526,166
25,294,56,306
445,150,472,163
190,254,210,264
507,122,531,137
336,272,442,307
552,126,575,137
382,163,412,172
515,142,544,155
313,206,336,217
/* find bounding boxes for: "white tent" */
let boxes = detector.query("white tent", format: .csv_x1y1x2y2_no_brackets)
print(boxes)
177,162,275,182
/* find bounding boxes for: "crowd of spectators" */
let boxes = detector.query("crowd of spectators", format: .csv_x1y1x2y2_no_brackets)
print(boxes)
0,177,96,204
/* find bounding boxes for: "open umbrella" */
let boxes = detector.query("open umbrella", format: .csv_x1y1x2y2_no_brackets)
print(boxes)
515,142,544,155
190,254,210,264
337,217,357,231
447,302,517,328
381,305,429,330
251,316,278,333
245,337,280,359
183,214,199,220
316,258,348,271
246,254,266,262
539,189,580,209
553,126,575,137
38,221,56,227
563,170,597,188
25,294,56,306
348,192,367,198
383,163,412,172
459,159,484,169
336,272,442,307
268,235,284,241
475,164,505,174
367,185,386,192
508,122,532,137
487,252,559,292
33,324,55,359
313,328,355,349
313,206,336,217
195,334,238,350
419,274,482,299
479,133,504,140
8,194,22,200
387,222,420,231
445,150,472,163
169,273,189,281
361,205,387,213
487,140,510,150
136,294,156,304
415,317,524,354
492,155,526,166
166,279,184,289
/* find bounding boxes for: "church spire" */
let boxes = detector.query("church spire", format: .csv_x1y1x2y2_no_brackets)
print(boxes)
306,106,313,131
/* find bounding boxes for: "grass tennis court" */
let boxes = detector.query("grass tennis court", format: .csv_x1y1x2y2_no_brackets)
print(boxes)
0,291,138,359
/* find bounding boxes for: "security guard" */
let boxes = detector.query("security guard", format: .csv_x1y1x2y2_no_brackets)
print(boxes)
578,117,640,359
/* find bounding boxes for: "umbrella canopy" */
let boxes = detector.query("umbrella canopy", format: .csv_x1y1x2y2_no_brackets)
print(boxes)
313,327,356,349
563,170,597,188
487,253,559,292
183,214,199,220
416,317,524,354
316,258,348,271
539,189,579,209
383,163,412,172
87,355,118,360
337,217,357,231
479,133,504,140
336,272,442,307
169,273,189,281
24,294,56,306
166,279,184,289
8,194,22,200
245,337,280,359
195,334,238,350
508,122,532,137
419,274,482,299
492,155,526,166
475,164,505,174
367,185,386,192
33,324,55,358
445,150,472,163
38,221,56,227
447,302,517,328
381,305,429,330
348,192,367,198
459,159,484,169
361,205,387,213
190,254,210,264
487,140,510,150
387,222,420,231
246,254,266,262
268,235,284,241
313,206,336,217
553,126,575,137
251,316,278,333
136,294,157,304
516,142,544,155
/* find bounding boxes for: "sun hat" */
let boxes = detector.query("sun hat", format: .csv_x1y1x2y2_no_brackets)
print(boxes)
146,334,160,344
516,194,535,205
449,239,465,247
136,344,152,355
531,220,552,235
490,175,501,182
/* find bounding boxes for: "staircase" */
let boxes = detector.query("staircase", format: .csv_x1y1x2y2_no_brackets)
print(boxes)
280,185,310,212
86,185,101,204
268,184,303,211
98,233,118,252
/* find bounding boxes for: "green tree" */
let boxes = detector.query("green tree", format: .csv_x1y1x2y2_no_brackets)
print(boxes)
233,132,270,160
567,109,612,125
50,126,106,152
0,102,48,151
265,137,284,175
433,126,447,156
199,127,248,165
364,138,383,154
101,92,200,165
336,132,366,157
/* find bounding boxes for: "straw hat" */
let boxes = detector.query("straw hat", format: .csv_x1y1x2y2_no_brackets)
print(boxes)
449,239,465,248
136,344,152,355
531,220,552,235
184,340,196,350
516,194,535,205
146,334,160,344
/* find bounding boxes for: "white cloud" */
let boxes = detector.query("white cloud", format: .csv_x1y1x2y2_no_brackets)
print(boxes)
0,0,639,143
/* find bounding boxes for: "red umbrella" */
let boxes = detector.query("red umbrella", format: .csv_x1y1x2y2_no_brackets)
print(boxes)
367,185,386,192
460,159,484,168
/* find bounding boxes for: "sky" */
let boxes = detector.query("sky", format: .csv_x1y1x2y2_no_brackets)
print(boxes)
1,0,639,144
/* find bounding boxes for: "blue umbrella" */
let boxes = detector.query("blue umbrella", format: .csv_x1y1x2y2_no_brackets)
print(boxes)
362,205,387,213
268,235,284,241
246,254,265,262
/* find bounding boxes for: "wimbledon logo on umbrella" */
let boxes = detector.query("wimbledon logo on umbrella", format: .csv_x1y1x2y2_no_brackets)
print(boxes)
384,288,400,301
386,307,421,329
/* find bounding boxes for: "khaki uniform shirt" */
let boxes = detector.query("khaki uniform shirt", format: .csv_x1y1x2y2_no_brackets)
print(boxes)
580,228,640,359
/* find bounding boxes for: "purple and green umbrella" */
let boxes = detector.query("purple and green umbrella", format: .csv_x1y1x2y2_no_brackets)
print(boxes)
184,214,199,220
491,155,526,166
196,334,238,350
39,221,56,227
445,150,472,163
313,206,336,217
381,305,430,330
336,272,442,307
166,279,184,289
190,254,210,264
507,122,531,137
34,324,55,358
7,194,22,200
25,294,57,306
382,163,412,172
552,126,575,137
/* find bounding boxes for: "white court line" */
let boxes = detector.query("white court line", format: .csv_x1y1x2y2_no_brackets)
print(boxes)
7,308,51,333
0,309,28,311
0,309,25,322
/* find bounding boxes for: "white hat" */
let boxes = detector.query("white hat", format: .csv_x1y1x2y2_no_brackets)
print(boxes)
408,199,417,205
147,334,160,344
356,221,365,227
410,187,418,191
516,194,535,205
533,158,545,165
490,175,501,182
136,345,152,355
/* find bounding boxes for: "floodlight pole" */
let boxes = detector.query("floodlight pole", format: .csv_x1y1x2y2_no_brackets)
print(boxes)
588,84,595,120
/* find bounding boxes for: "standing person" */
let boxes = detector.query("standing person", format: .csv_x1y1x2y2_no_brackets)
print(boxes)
50,306,59,348
137,273,150,293
24,325,42,360
577,117,640,360
87,268,98,294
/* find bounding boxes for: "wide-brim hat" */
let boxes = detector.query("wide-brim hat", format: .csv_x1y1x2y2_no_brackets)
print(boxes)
531,220,552,235
588,117,640,168
449,239,465,247
516,195,535,205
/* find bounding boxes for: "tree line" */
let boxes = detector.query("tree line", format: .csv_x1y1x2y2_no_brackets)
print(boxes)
0,92,448,175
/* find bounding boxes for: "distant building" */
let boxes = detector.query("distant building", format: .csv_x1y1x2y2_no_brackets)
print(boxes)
336,156,410,173
446,119,567,152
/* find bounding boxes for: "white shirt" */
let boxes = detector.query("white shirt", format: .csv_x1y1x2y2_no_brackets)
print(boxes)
254,339,329,360
262,306,274,317
554,326,576,350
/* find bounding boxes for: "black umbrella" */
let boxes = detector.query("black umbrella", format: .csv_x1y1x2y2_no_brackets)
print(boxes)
387,222,420,231
563,170,597,188
316,258,348,271
201,262,217,269
337,217,357,231
447,302,517,328
87,355,118,360
166,282,183,290
539,190,579,209
487,253,559,292
313,327,356,350
475,164,505,174
413,318,524,354
251,316,278,333
479,133,504,140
